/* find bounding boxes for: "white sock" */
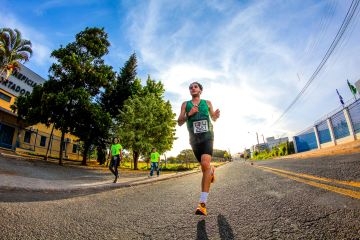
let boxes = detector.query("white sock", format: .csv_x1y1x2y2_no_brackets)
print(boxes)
199,192,209,203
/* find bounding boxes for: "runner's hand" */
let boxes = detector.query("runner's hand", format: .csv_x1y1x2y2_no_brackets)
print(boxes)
189,105,199,116
214,109,220,118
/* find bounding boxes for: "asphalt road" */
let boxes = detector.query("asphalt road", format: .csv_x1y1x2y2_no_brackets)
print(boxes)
0,154,359,239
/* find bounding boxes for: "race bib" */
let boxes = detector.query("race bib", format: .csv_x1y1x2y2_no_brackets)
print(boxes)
193,120,209,134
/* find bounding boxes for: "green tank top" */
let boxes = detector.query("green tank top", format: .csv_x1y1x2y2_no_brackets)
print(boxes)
186,99,214,144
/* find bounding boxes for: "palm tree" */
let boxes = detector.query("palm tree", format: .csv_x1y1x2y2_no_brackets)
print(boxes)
0,28,32,78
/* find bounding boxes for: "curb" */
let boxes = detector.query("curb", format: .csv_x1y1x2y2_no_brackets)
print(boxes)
0,169,201,193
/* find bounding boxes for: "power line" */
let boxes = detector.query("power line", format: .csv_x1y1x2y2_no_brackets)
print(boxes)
272,0,360,125
299,0,337,66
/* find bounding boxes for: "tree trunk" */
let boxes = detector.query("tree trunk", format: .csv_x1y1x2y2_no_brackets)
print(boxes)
44,125,55,161
133,151,139,170
59,132,65,165
81,143,90,166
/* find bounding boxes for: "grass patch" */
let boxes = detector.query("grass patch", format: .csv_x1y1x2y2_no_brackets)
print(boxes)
119,161,226,172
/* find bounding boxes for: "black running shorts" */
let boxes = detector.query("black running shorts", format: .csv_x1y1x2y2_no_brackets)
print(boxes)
191,140,214,162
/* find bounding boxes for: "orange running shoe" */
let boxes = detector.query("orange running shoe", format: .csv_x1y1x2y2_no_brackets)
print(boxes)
211,166,215,183
195,202,207,216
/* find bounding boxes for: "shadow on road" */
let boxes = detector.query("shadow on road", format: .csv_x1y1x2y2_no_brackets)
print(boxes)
196,215,235,240
196,220,209,240
218,214,235,240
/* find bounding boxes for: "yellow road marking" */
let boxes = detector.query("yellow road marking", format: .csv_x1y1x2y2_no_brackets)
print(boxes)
256,166,360,200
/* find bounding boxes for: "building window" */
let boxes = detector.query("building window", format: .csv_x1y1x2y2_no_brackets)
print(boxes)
72,144,78,153
40,136,46,147
0,92,11,102
24,131,31,143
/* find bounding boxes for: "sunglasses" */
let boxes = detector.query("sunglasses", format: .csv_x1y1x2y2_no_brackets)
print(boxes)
189,85,199,90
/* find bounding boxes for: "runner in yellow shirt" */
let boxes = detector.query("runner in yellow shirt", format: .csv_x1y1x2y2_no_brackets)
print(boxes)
109,137,122,183
149,147,160,177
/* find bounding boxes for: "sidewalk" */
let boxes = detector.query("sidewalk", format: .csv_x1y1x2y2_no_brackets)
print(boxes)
0,151,200,193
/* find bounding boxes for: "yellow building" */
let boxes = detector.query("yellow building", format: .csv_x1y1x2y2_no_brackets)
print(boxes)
0,64,80,160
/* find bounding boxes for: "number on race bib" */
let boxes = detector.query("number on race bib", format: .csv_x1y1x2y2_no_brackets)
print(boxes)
193,120,209,133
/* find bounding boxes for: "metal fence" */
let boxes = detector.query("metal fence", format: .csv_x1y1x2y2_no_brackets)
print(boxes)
16,128,81,160
349,100,360,133
317,120,331,144
294,98,360,153
293,128,317,152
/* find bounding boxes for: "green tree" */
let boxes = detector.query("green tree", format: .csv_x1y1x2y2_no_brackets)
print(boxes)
11,84,48,126
70,89,112,165
13,27,114,165
0,28,32,78
101,53,137,118
47,27,114,165
223,151,231,160
12,80,68,161
177,149,196,168
213,149,226,159
116,78,176,170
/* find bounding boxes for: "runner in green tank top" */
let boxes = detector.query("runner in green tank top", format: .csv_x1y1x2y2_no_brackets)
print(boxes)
177,81,220,216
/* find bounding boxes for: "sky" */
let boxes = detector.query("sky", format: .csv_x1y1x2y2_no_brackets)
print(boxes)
1,0,360,157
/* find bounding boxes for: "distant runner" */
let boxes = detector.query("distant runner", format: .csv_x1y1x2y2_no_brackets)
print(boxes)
149,147,160,177
177,82,220,216
109,137,122,183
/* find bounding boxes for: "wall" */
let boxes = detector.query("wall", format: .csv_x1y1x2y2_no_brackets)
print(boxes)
293,98,360,153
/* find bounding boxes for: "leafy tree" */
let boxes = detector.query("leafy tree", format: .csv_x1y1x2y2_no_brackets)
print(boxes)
47,27,114,165
50,27,114,96
177,149,196,168
116,78,176,169
69,88,112,165
213,149,226,160
223,151,231,160
166,156,177,164
13,27,114,165
13,80,66,161
101,53,137,118
0,28,32,78
11,84,48,126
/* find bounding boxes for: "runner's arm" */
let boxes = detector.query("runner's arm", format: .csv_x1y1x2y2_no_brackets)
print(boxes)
177,101,187,126
207,100,220,121
109,145,113,159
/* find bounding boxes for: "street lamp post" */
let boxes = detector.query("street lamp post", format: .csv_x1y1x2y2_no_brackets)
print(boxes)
261,134,265,144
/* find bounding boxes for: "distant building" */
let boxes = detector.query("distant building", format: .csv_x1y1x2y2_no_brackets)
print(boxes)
248,136,289,157
252,143,268,152
0,64,80,159
266,136,289,149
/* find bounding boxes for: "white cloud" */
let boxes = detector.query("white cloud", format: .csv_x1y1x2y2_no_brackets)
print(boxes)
127,1,360,156
2,0,360,157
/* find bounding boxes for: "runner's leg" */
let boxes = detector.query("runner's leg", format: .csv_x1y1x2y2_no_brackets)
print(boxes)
109,158,116,176
200,154,212,193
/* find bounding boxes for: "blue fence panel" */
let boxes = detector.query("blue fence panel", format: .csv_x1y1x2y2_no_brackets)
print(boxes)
331,110,349,139
348,100,360,134
316,120,331,144
294,129,318,153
